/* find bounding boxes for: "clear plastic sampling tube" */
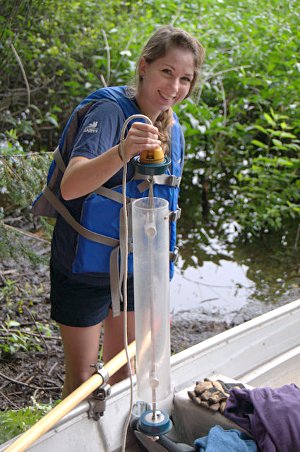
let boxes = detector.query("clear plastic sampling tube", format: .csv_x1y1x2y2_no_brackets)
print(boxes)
132,197,171,405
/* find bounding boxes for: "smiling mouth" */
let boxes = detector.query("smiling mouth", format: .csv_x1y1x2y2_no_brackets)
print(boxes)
158,91,175,101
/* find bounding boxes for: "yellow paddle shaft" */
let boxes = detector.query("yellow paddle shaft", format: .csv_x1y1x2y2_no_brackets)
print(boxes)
5,341,136,452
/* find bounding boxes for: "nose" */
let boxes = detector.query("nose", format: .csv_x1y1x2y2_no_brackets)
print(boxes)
168,77,180,95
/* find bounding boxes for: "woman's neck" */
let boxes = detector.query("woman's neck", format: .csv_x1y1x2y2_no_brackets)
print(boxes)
134,94,159,123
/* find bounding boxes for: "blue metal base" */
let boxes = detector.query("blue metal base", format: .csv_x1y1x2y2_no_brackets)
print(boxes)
137,410,172,436
132,155,171,175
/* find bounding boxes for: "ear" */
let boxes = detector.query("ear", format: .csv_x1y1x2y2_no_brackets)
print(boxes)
138,57,148,78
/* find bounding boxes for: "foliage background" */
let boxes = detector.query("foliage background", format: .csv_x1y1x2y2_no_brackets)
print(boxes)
1,0,300,239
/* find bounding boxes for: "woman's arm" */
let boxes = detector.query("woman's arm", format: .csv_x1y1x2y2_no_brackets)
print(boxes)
61,121,160,200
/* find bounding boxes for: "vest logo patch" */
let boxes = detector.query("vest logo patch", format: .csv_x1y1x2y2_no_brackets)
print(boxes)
84,121,98,133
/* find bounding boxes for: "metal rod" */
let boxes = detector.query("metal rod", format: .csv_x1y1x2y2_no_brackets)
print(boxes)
147,177,158,419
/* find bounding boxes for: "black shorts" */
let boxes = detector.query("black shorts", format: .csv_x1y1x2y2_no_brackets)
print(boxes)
50,263,135,327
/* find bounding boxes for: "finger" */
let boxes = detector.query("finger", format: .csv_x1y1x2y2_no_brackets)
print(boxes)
130,122,159,135
128,135,161,145
124,137,161,159
128,129,160,142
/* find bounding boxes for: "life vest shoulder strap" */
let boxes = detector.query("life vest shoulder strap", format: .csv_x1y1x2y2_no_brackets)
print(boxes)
43,186,119,247
94,186,133,204
134,174,181,192
53,146,66,172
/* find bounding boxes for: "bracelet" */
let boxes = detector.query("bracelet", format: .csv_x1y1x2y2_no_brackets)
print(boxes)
117,144,124,162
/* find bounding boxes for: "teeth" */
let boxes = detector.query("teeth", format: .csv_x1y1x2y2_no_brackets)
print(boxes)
159,91,173,101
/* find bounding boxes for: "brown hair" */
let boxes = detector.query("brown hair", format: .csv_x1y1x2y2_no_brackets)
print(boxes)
134,26,205,152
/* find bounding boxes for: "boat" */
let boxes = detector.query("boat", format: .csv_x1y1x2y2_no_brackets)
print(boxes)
2,297,300,452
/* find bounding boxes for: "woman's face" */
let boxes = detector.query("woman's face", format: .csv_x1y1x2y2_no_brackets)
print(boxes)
136,47,195,121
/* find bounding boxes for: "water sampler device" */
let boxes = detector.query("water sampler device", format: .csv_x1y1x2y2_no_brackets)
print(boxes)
123,114,173,440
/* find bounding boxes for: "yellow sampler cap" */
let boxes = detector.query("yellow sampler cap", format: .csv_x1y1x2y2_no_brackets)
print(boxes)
140,147,164,164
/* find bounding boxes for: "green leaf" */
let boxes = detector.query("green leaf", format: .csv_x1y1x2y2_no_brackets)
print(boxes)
251,140,268,149
285,143,300,151
278,132,297,139
254,125,268,134
6,320,20,328
264,113,276,127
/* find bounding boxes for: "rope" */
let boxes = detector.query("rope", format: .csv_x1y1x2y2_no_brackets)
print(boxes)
119,114,153,452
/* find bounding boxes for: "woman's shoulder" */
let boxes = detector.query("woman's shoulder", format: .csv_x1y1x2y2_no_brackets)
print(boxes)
81,98,126,128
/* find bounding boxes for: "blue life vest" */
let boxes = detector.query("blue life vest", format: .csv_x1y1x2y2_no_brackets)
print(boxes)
32,86,183,282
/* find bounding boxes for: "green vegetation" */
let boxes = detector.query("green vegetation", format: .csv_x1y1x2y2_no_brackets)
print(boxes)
232,110,300,235
0,318,52,355
0,267,57,356
0,152,53,261
0,400,59,444
1,0,299,240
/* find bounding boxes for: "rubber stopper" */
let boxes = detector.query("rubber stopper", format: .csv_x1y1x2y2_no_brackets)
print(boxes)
137,410,172,436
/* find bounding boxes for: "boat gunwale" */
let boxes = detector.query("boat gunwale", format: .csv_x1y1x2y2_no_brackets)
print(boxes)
171,297,300,367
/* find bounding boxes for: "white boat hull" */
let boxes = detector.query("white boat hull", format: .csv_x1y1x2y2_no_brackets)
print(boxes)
2,298,300,451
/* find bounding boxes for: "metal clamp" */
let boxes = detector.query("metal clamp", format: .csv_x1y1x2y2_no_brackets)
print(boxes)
88,383,111,420
90,361,110,385
87,362,111,420
170,246,179,263
169,208,182,222
166,175,181,187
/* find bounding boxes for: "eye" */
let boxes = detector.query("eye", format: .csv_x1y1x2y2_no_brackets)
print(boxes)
181,76,192,84
162,68,172,76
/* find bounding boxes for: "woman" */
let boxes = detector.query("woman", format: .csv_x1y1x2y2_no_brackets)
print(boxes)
50,25,205,397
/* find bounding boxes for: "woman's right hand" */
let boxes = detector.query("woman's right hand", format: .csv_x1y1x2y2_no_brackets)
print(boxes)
61,122,161,200
122,122,161,161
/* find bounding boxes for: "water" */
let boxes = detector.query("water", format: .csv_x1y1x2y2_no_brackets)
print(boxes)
170,224,300,324
171,257,255,320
